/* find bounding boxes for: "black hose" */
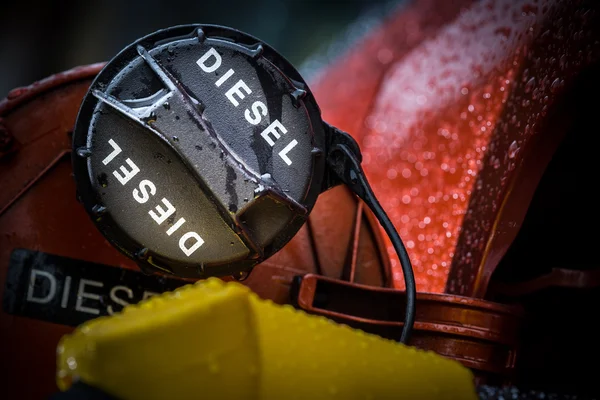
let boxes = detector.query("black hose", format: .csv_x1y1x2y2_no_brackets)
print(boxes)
327,143,416,343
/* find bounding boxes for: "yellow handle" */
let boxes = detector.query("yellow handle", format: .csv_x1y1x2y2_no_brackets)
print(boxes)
57,278,477,400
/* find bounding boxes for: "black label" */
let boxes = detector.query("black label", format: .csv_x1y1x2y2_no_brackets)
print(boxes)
3,248,189,326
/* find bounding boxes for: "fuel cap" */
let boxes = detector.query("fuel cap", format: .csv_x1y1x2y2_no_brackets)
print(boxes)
73,24,416,343
73,25,325,278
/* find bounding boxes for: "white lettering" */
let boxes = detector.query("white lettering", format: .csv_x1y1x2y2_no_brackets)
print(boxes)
113,158,140,185
196,50,298,170
107,285,133,315
166,217,186,236
143,291,159,300
279,139,298,166
215,68,235,87
61,276,71,308
179,231,205,256
27,270,56,304
75,279,103,315
102,138,122,165
197,47,222,73
149,198,176,225
225,80,252,107
261,120,287,146
244,101,268,125
133,179,157,204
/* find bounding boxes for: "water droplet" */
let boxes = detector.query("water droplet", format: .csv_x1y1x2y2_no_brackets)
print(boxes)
521,4,538,15
525,77,535,93
559,55,568,69
508,141,519,158
494,27,511,39
490,155,501,169
550,78,563,93
67,357,77,370
7,87,26,100
172,136,179,142
163,101,170,110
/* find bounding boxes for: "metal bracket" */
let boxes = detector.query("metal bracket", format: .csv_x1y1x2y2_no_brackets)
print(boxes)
321,122,362,192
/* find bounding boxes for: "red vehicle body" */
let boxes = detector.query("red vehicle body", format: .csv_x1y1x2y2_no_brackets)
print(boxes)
1,0,600,398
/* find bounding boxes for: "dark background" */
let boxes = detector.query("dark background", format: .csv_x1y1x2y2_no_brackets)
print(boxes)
0,0,402,97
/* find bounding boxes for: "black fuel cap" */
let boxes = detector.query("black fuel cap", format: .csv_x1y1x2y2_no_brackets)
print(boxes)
73,24,417,344
72,25,325,278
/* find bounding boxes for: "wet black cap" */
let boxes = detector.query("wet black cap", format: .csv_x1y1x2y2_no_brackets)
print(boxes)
72,25,326,278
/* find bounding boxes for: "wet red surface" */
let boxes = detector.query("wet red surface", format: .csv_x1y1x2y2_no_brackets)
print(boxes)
312,0,600,294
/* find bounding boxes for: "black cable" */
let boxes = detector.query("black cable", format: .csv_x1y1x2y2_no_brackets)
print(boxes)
326,143,416,343
362,184,416,343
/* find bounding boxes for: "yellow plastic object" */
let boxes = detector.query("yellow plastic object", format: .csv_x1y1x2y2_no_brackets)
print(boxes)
57,278,477,400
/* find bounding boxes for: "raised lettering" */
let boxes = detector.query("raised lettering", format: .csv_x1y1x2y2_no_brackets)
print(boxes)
225,80,252,107
215,68,235,87
102,138,122,165
244,101,268,125
179,231,204,256
75,279,103,315
149,198,176,225
26,269,56,305
113,158,140,185
107,285,133,315
61,276,71,308
143,291,159,300
166,217,186,236
261,120,287,146
197,47,222,73
133,179,157,204
279,139,298,166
